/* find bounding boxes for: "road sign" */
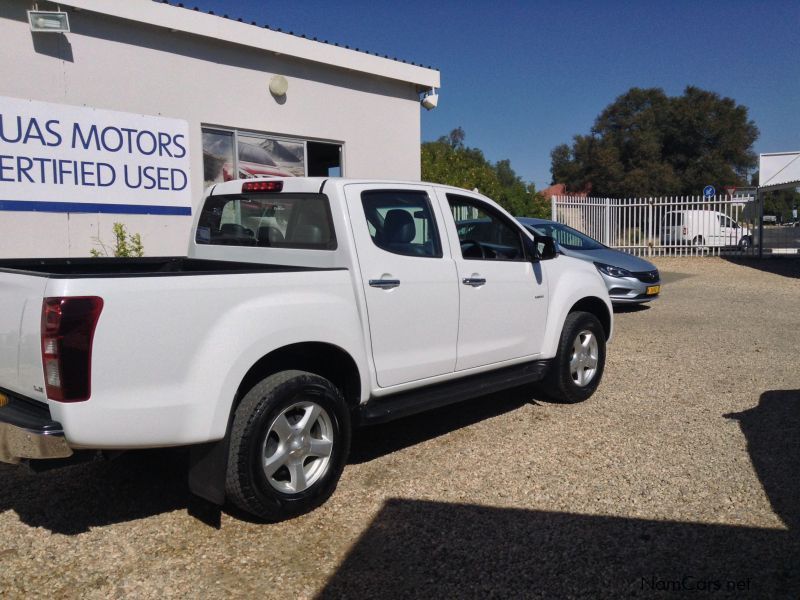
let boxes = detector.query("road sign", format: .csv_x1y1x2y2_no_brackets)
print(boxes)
723,186,736,197
703,185,716,198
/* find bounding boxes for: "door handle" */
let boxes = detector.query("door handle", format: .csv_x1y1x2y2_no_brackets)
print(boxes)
462,277,486,287
369,279,401,289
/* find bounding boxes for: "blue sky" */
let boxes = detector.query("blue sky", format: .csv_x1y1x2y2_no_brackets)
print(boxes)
189,0,799,189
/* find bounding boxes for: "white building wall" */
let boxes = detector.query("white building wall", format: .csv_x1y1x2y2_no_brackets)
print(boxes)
0,1,426,257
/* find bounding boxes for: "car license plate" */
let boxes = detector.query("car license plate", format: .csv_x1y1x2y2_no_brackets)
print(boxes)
646,285,660,295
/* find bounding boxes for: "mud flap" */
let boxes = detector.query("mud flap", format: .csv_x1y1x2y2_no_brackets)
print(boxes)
188,436,230,505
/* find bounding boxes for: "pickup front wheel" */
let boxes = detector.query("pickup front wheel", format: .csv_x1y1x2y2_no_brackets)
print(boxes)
542,311,606,403
226,370,351,521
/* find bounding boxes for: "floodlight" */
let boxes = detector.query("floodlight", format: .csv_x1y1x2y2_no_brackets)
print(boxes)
28,11,70,33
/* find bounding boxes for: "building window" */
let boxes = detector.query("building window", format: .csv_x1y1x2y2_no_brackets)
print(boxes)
307,141,342,177
202,129,235,187
202,127,342,187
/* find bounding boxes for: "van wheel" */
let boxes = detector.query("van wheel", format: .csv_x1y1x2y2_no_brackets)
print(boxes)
226,370,351,521
738,236,752,251
542,311,606,404
692,235,705,247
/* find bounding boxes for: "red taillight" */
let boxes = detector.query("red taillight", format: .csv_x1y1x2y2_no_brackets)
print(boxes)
41,297,103,402
242,180,283,193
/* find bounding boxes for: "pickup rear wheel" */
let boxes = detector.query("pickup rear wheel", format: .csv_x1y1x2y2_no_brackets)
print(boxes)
542,311,606,404
226,370,351,521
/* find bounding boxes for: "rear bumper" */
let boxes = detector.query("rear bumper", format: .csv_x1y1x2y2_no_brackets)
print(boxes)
0,391,72,464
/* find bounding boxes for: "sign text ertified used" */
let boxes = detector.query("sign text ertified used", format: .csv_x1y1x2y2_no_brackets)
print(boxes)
0,96,191,213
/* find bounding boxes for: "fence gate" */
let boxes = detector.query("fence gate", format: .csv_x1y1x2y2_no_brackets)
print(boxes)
552,195,761,257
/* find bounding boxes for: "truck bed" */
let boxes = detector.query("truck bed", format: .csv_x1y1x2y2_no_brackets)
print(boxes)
0,257,340,278
0,254,359,448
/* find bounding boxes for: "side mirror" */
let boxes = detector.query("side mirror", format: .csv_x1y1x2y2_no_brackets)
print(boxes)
529,235,558,261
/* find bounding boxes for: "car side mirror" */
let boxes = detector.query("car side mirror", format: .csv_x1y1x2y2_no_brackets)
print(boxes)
529,235,558,261
538,235,559,260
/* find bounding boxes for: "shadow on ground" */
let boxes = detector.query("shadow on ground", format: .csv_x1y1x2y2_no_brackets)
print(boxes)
0,449,189,535
0,386,543,533
318,499,798,598
350,385,537,464
726,390,800,531
320,389,800,598
2,384,796,593
613,303,651,314
658,271,696,285
722,257,800,279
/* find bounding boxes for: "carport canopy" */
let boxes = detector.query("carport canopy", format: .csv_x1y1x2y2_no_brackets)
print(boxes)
759,151,800,193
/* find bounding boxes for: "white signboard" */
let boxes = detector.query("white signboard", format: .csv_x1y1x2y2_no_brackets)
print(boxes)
0,96,191,215
759,151,800,191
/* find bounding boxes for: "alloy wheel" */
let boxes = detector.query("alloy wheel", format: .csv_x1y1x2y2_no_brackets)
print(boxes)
569,330,599,387
261,401,334,494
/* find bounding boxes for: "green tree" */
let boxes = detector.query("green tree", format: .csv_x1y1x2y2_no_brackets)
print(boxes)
750,170,800,222
422,129,549,217
764,189,800,222
551,86,759,197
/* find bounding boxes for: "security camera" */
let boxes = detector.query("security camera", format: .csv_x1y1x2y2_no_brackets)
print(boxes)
421,90,439,110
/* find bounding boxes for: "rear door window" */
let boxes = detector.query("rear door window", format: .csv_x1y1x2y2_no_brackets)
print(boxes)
360,190,442,258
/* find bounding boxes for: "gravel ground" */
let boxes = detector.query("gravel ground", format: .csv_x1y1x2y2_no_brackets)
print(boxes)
1,257,799,599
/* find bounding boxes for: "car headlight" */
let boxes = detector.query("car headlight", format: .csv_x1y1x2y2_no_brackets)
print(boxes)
594,262,633,278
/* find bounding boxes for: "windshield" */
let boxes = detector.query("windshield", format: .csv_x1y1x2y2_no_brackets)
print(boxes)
195,193,336,249
524,221,604,251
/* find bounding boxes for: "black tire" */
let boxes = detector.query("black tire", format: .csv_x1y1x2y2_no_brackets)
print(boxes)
226,370,351,521
541,311,606,404
738,236,752,251
692,235,705,247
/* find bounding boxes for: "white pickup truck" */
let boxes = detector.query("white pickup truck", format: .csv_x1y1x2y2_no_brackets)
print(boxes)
0,177,612,521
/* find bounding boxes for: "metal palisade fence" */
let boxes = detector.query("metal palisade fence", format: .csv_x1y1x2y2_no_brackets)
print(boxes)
552,195,760,257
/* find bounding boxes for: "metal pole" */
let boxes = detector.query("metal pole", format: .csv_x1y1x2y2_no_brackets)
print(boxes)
757,187,764,259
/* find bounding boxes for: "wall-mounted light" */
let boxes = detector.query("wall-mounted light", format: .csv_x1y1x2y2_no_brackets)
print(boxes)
421,88,438,110
28,10,70,33
269,75,289,97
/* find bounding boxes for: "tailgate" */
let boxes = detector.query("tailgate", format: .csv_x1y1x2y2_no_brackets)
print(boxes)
0,272,48,402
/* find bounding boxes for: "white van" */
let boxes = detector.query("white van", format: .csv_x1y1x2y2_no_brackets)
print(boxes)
661,210,752,250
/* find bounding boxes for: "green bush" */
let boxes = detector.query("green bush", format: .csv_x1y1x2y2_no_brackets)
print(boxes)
90,222,144,257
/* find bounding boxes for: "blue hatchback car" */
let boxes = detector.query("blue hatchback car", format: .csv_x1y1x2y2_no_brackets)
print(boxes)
517,217,661,305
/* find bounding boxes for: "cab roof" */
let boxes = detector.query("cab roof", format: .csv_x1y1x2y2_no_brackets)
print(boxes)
206,177,497,198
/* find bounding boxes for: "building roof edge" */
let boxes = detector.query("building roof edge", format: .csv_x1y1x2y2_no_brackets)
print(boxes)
56,0,441,89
